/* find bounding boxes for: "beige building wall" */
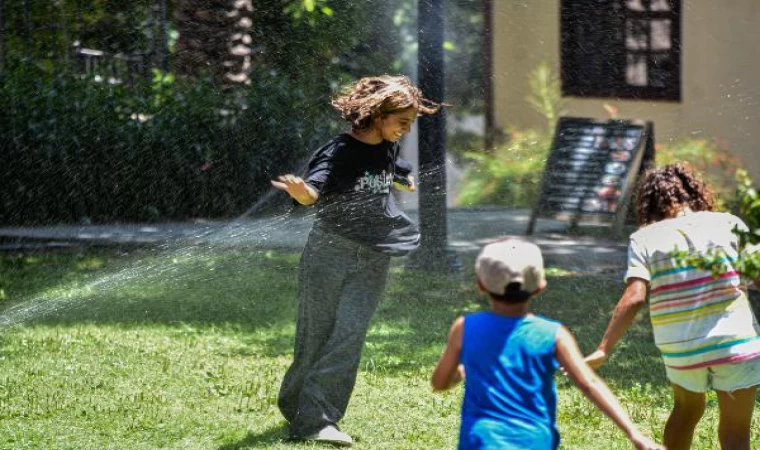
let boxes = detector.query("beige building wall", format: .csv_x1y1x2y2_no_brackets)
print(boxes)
492,1,760,179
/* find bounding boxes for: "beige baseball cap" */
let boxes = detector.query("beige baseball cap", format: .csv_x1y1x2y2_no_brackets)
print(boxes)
475,239,546,296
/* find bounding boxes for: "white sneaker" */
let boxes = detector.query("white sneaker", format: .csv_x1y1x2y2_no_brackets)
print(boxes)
303,425,353,447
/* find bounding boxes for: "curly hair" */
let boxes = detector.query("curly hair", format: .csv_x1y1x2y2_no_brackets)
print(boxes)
634,163,716,226
331,75,441,130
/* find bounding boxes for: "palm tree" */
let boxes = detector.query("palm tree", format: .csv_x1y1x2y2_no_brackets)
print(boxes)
173,0,254,86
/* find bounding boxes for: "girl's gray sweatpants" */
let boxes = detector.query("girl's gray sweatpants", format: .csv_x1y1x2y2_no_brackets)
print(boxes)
277,225,391,437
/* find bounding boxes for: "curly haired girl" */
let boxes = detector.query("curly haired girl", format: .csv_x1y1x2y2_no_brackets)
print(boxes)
587,163,760,450
271,75,441,445
634,163,716,226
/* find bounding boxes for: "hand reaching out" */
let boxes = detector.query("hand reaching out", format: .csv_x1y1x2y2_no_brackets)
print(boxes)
584,349,608,370
629,431,666,450
394,174,417,192
560,348,608,377
271,174,318,205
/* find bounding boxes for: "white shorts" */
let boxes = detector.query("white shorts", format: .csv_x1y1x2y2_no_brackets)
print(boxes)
665,357,760,393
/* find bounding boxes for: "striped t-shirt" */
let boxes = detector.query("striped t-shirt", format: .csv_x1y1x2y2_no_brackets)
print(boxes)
625,211,760,370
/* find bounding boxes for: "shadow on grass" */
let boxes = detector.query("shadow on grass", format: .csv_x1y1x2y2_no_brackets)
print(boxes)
0,247,472,329
533,273,668,388
218,423,290,450
0,246,302,331
6,246,753,391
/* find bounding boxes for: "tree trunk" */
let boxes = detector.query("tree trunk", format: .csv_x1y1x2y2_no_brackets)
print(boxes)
173,0,253,86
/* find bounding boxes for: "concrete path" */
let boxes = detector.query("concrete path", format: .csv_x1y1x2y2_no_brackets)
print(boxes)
0,208,629,274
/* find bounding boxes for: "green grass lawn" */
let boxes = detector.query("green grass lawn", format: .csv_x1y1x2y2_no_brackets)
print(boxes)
0,246,757,449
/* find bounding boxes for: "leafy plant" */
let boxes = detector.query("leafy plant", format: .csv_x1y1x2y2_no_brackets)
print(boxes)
735,169,760,235
0,65,335,225
446,129,485,163
526,62,566,137
732,169,760,281
671,169,760,281
456,129,549,207
456,64,559,207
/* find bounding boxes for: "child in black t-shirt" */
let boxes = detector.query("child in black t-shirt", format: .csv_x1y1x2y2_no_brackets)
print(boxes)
271,75,441,446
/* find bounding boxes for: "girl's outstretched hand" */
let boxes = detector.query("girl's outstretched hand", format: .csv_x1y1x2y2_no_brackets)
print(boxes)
271,174,318,205
584,349,608,370
394,174,417,192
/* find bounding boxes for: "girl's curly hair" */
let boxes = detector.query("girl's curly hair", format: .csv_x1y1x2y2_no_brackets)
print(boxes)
331,75,441,130
634,163,716,226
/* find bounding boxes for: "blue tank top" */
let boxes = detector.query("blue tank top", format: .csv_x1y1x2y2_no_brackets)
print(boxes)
459,312,561,450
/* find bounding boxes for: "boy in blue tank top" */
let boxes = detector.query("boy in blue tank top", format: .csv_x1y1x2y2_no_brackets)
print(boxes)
431,240,663,450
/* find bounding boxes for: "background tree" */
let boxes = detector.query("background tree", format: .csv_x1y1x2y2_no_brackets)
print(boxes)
173,0,254,86
0,0,488,225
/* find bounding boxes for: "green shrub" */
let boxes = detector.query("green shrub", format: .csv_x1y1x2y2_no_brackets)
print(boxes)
732,169,760,280
455,63,559,208
456,129,549,207
526,63,567,138
736,169,760,234
446,128,484,163
0,65,336,225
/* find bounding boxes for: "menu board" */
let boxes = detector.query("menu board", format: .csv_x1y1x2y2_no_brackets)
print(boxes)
527,117,654,234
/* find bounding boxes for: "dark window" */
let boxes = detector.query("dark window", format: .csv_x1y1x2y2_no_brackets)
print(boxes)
561,0,681,101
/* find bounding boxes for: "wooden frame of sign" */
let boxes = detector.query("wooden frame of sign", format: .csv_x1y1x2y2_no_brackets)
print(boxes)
527,117,655,237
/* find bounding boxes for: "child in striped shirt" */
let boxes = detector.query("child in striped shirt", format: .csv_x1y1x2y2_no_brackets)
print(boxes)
586,163,760,450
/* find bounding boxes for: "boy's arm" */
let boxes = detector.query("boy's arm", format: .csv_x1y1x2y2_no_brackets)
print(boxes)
556,326,663,450
271,175,319,206
585,278,647,369
431,316,464,391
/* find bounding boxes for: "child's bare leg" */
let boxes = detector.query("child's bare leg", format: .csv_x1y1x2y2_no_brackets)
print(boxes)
716,386,756,450
663,384,705,450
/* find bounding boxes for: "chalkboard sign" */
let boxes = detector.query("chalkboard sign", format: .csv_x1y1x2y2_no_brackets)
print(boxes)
527,117,654,235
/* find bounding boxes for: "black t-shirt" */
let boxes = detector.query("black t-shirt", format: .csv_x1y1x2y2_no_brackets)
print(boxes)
303,133,420,256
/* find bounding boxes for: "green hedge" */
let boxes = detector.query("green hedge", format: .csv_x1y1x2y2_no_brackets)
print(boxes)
0,66,338,225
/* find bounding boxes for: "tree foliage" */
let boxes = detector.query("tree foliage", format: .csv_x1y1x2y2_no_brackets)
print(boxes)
2,0,157,63
0,1,488,224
